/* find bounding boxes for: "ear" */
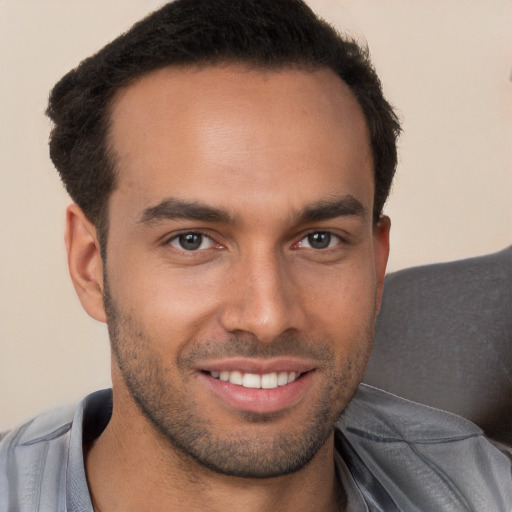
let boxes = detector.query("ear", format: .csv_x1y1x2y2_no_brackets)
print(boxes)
373,215,391,315
65,203,107,323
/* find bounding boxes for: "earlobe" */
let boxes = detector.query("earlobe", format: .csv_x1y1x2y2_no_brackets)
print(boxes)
65,203,107,323
373,215,391,315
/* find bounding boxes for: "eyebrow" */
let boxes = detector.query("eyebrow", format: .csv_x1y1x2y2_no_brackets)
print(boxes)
138,194,366,227
138,198,234,225
294,195,367,224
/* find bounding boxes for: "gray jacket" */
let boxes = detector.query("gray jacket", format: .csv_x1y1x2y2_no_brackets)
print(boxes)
1,384,511,511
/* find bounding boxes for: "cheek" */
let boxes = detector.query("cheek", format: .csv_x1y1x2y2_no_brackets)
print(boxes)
107,240,378,361
109,261,223,350
297,261,377,370
297,259,378,326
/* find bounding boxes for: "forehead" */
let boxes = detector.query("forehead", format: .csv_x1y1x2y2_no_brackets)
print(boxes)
107,65,373,223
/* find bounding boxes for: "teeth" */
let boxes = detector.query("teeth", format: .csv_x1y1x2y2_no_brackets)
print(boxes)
277,372,288,386
242,373,261,388
230,370,243,385
261,373,278,389
210,370,300,389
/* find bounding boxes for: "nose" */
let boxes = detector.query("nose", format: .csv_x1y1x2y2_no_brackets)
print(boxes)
219,249,305,343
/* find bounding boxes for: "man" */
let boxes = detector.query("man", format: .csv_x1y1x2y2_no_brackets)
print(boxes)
1,1,510,510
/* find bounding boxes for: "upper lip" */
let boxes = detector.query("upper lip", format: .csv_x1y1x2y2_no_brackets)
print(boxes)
196,357,318,375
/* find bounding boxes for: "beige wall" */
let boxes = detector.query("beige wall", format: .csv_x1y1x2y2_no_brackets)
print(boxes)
1,0,510,430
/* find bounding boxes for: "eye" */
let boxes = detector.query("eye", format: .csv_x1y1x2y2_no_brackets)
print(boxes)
168,232,216,251
297,231,341,250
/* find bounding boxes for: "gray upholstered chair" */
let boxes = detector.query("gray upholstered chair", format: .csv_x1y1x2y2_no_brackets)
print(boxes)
363,246,512,446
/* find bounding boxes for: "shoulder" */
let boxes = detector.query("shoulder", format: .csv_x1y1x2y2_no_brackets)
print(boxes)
337,384,512,511
0,403,76,510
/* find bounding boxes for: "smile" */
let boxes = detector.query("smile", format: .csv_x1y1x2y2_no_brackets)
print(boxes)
209,370,300,389
198,359,316,413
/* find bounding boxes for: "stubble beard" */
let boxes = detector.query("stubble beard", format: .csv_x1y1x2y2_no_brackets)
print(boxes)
103,281,373,479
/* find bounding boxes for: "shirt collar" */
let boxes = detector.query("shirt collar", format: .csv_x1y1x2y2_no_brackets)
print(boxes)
66,389,112,512
65,388,368,512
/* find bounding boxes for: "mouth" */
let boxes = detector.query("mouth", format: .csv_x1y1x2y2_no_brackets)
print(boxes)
207,370,302,389
198,361,316,414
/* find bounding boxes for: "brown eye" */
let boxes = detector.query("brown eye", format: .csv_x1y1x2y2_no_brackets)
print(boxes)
307,232,331,249
297,231,340,250
169,232,214,251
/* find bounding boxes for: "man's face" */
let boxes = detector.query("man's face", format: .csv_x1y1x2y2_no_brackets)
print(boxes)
102,65,389,477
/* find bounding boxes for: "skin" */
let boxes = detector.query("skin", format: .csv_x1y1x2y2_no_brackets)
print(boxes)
66,65,390,512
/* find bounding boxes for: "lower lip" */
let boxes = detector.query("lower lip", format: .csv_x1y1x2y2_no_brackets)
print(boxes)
200,371,314,414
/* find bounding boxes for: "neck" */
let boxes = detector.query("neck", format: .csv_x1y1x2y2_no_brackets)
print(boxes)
85,390,343,512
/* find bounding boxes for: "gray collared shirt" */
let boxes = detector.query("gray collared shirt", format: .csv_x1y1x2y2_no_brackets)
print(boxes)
1,384,511,511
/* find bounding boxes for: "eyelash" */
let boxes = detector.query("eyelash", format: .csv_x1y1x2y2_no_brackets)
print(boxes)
166,231,218,252
165,230,344,253
295,231,343,250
